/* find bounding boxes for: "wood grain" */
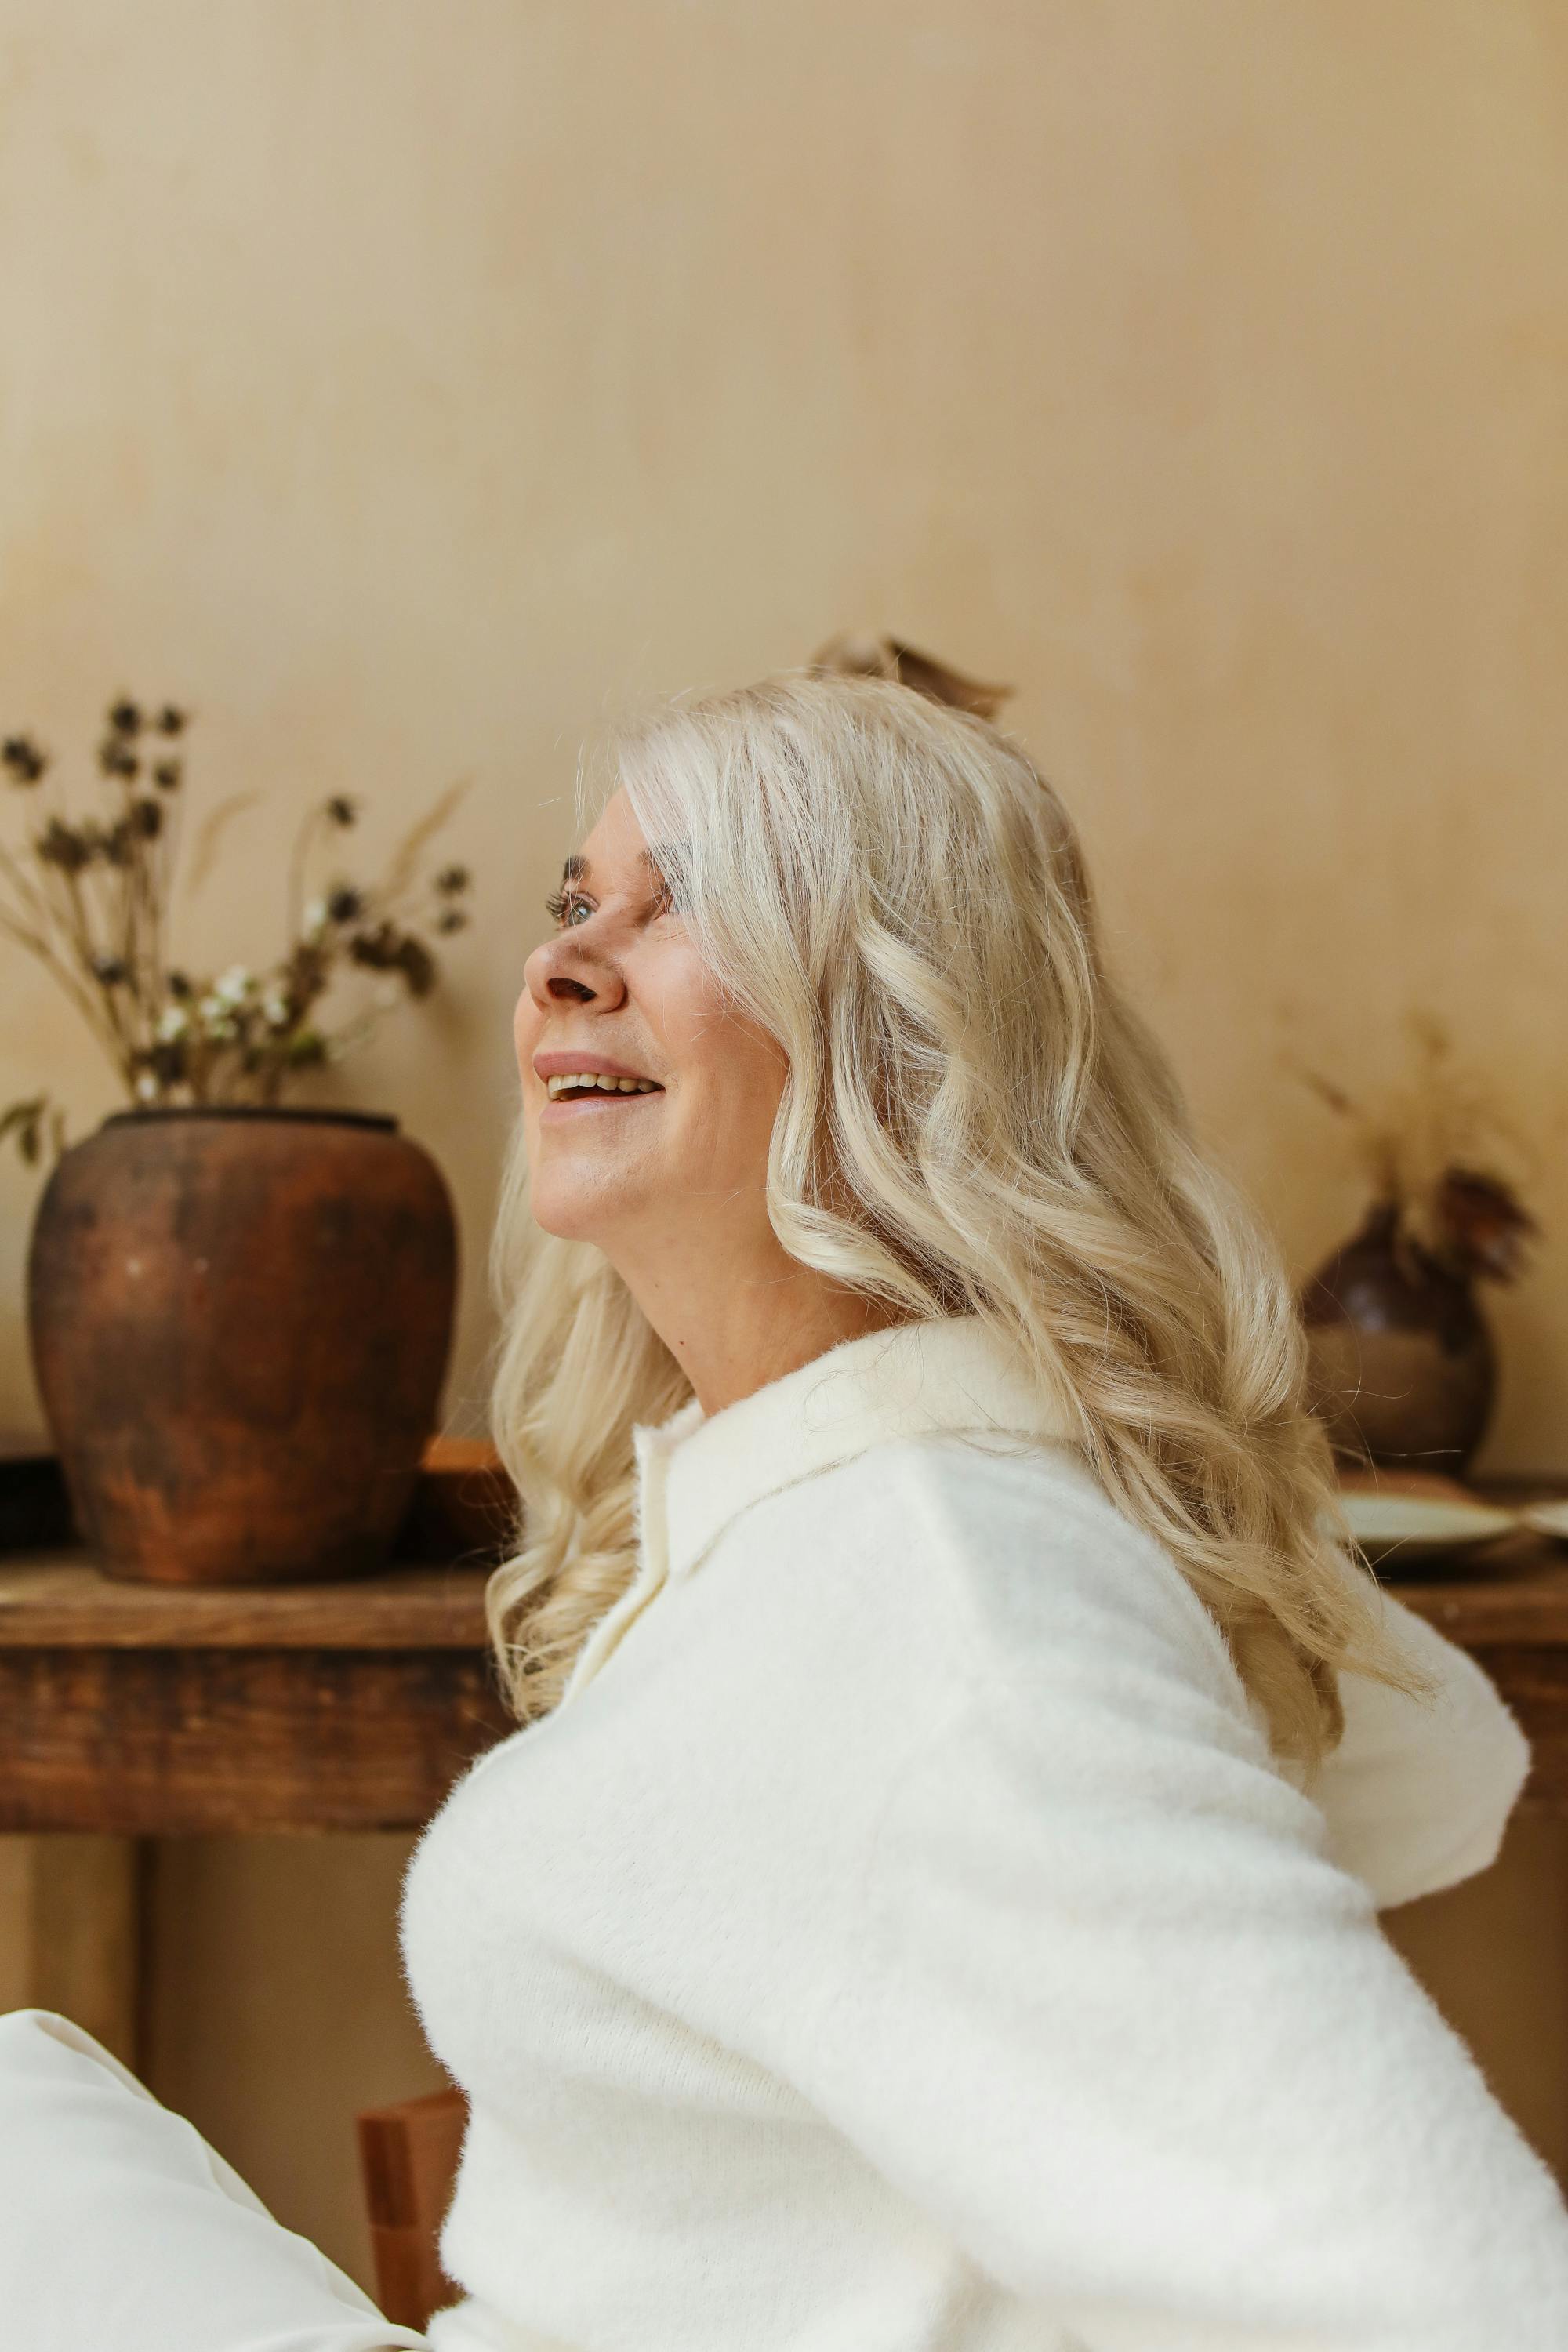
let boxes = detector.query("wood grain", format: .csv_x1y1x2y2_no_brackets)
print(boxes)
0,1557,491,1649
0,1647,511,1833
358,2085,467,2330
1393,1559,1568,1649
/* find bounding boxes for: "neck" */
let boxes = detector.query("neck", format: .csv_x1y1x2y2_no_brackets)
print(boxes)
610,1229,906,1417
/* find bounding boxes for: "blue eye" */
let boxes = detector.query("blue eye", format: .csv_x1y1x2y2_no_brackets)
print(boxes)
544,890,593,929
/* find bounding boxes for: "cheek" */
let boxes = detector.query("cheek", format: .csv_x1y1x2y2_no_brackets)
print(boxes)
675,1015,787,1177
651,955,786,1142
730,1033,789,1150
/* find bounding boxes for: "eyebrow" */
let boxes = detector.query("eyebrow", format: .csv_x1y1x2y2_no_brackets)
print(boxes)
557,848,673,886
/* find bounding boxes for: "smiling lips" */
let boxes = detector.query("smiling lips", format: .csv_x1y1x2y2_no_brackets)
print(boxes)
543,1071,662,1102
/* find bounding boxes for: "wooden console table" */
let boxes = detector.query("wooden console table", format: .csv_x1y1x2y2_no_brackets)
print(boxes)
0,1556,512,1835
0,1555,514,2062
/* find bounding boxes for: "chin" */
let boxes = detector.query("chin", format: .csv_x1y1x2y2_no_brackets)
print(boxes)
528,1167,639,1247
531,1207,602,1246
528,1185,600,1244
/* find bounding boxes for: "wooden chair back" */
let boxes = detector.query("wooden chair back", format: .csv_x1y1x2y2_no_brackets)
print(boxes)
356,2084,467,2331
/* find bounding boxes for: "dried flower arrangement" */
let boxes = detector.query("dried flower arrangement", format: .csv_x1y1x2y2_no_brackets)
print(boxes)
1295,1011,1538,1287
0,695,471,1163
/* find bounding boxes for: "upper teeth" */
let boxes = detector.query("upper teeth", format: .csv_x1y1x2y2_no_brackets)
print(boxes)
546,1073,660,1097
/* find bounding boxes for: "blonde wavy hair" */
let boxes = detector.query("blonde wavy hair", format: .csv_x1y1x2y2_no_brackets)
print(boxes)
487,672,1436,1773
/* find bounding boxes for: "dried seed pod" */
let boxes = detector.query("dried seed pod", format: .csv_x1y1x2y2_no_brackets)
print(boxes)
2,735,47,784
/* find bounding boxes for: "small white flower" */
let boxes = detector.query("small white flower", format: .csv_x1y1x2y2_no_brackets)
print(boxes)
261,995,290,1029
198,998,239,1042
214,965,252,1005
303,898,328,942
157,1006,189,1041
134,1073,159,1102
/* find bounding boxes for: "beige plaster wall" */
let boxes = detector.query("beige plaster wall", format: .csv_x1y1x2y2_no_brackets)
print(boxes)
0,0,1565,2294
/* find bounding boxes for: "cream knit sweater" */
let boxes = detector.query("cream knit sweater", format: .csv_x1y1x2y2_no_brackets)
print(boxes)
401,1314,1568,2352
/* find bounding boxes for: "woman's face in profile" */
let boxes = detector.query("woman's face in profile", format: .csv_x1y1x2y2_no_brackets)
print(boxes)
516,787,788,1254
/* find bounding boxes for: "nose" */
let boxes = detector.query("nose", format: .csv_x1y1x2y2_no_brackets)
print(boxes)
522,923,629,1013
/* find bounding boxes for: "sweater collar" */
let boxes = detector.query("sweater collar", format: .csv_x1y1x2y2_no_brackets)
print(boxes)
640,1312,1083,1588
556,1313,1084,1709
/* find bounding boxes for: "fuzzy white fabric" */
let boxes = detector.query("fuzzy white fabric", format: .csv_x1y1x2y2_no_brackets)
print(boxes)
401,1313,1568,2352
0,2005,427,2351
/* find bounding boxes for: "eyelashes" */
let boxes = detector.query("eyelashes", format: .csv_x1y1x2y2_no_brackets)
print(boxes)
543,878,681,930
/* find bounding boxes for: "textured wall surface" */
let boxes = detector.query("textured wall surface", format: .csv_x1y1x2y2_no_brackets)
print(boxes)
0,0,1564,2291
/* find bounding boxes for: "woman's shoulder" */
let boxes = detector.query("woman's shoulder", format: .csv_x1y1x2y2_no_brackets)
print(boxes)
714,1428,1254,1730
757,1432,1530,1916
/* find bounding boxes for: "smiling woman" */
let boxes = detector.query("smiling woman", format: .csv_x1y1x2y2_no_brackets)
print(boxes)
490,672,1425,1745
513,780,899,1417
6,672,1568,2352
387,670,1568,2352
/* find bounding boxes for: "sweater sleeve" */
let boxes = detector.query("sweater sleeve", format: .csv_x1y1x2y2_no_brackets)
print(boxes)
1307,1578,1531,1910
763,1457,1568,2352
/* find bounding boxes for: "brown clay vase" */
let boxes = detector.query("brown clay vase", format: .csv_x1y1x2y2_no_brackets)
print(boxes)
1299,1201,1495,1474
27,1106,457,1584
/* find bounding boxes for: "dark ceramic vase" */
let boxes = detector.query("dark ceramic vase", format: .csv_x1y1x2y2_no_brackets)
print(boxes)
27,1106,458,1584
1299,1200,1495,1473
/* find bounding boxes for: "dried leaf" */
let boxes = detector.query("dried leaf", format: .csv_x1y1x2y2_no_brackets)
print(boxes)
396,935,437,997
1418,1168,1539,1285
37,818,91,873
348,922,399,971
1296,1019,1541,1278
811,634,1013,720
1296,1065,1358,1120
0,1096,45,1165
185,791,262,895
383,777,471,901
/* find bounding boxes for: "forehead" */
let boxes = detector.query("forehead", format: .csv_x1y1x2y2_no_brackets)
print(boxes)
564,786,648,880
